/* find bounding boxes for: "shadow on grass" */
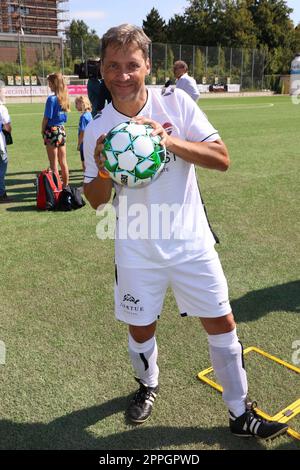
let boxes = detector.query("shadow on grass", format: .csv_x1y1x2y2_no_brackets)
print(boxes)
5,178,35,187
3,185,36,211
0,395,297,450
231,281,300,323
6,171,38,177
5,204,37,212
3,169,83,211
5,171,36,207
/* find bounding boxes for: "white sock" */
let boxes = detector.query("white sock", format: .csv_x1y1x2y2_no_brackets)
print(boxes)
128,334,159,388
207,328,248,417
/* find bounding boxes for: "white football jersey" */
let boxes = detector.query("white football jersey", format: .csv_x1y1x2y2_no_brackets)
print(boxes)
176,73,200,101
84,87,220,268
0,103,10,160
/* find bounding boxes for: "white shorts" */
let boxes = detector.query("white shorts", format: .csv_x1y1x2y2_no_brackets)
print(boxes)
114,247,231,326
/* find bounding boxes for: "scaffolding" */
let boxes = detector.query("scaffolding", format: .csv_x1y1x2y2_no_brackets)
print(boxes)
0,0,69,36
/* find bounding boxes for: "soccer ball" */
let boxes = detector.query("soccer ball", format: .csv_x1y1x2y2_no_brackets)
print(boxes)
102,121,166,187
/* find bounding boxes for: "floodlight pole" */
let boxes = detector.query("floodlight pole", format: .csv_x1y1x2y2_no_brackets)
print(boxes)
40,38,45,82
18,32,23,82
61,37,65,75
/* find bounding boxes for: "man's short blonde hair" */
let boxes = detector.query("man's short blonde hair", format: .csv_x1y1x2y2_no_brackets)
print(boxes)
101,24,151,60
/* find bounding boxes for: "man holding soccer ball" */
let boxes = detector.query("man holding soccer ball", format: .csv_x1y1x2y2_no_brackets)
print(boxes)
83,24,287,439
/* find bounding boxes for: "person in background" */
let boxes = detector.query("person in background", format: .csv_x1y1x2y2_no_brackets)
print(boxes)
75,95,93,172
87,61,112,118
41,72,70,187
173,60,200,101
0,81,12,203
83,24,287,440
161,78,174,96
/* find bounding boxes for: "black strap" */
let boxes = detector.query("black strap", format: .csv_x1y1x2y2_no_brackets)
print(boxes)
198,183,220,244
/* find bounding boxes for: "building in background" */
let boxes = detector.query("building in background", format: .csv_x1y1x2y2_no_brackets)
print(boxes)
0,0,69,36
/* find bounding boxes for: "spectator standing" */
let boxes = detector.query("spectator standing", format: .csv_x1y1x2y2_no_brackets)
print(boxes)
0,81,12,203
87,63,112,118
75,95,93,171
41,72,70,187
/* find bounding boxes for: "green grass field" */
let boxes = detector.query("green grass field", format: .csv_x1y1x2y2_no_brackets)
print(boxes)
0,96,299,450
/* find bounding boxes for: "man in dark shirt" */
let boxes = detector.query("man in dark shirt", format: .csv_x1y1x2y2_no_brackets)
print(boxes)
87,75,111,118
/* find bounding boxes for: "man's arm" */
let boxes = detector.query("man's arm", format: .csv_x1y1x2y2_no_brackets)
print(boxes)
167,137,229,171
83,174,113,209
83,132,113,209
3,123,12,133
132,116,229,172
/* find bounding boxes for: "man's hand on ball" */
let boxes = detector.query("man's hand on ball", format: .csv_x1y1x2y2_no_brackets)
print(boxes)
94,134,107,170
131,116,171,148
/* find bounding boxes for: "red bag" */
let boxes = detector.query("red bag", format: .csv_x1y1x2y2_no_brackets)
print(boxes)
36,169,62,210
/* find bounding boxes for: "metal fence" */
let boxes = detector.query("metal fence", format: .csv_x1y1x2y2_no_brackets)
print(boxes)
0,34,266,90
149,43,265,89
0,33,64,84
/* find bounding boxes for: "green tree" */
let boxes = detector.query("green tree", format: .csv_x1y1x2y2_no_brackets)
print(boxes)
180,0,224,45
143,8,167,43
142,0,299,83
166,46,175,81
219,0,257,48
247,0,295,73
247,0,293,47
194,47,206,82
66,19,100,60
167,14,189,44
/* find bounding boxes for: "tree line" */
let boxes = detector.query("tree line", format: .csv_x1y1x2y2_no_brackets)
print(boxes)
142,0,300,75
4,0,296,83
67,0,300,77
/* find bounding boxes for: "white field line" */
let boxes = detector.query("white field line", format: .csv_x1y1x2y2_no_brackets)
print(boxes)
200,103,275,111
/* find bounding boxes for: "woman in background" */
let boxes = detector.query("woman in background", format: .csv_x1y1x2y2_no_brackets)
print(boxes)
41,72,70,187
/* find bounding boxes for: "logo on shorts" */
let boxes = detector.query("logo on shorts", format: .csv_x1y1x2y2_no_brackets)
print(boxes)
123,294,140,304
121,294,144,313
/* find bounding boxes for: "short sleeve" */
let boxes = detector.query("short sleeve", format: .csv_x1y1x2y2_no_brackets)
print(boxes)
44,96,54,119
176,89,220,142
176,77,199,101
0,105,10,125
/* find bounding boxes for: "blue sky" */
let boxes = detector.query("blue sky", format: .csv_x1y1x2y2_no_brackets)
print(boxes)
68,0,300,37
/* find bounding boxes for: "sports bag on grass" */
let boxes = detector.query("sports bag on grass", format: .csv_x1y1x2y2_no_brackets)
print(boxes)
55,186,86,211
36,169,62,210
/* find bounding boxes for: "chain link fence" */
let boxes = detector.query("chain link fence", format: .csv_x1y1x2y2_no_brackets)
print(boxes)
0,35,268,91
149,43,266,89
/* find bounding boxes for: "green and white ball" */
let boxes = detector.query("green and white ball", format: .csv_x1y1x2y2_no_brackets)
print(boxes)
103,121,166,187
